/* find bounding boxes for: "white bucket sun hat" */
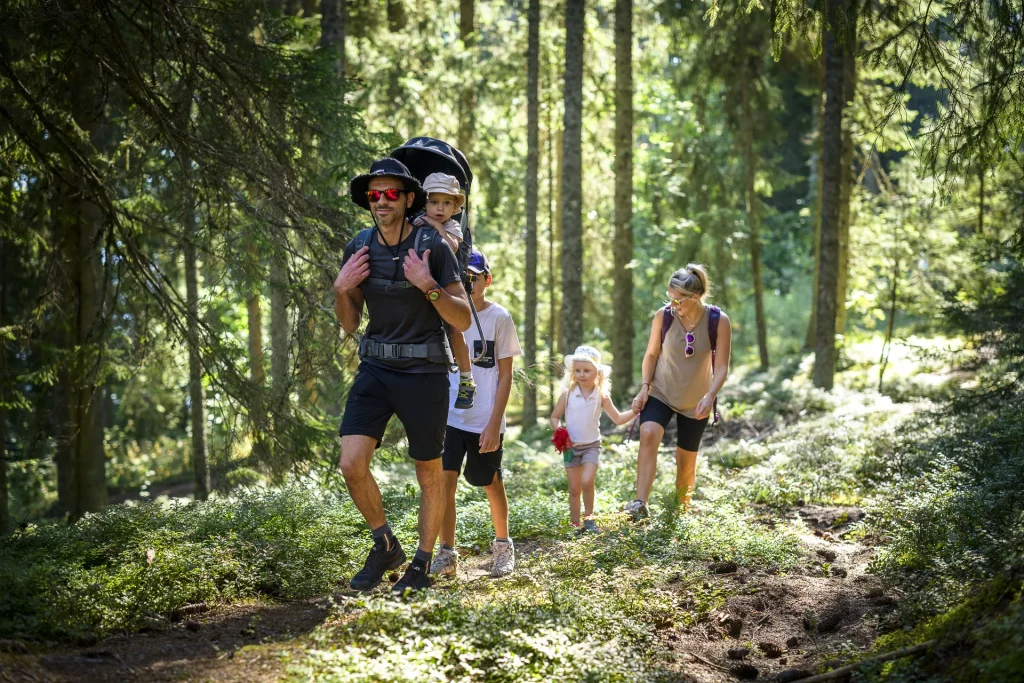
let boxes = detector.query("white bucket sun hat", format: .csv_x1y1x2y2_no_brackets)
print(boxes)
563,345,612,376
422,172,466,208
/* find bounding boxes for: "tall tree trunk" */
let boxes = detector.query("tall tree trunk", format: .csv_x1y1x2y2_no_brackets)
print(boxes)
303,0,318,17
522,0,540,429
247,252,270,463
835,19,857,337
458,0,476,158
813,5,846,390
179,89,210,501
740,51,769,371
560,0,584,356
270,252,289,408
320,0,346,77
61,53,109,519
611,0,634,401
0,231,7,533
547,71,559,414
806,55,825,350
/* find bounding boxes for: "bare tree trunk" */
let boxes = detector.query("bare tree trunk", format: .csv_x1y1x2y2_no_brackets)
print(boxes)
835,20,857,338
458,0,476,158
247,251,270,463
977,166,985,236
740,52,769,371
0,230,7,533
61,54,109,519
611,0,634,401
320,0,346,77
813,4,846,390
303,0,318,17
180,91,210,501
560,0,584,356
547,71,559,414
270,252,289,408
878,250,899,391
522,0,540,429
806,56,825,350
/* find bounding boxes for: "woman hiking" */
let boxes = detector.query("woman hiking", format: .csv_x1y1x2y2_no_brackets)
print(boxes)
623,264,732,519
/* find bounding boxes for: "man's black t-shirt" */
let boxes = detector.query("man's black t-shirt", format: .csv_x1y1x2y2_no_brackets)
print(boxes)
341,223,461,373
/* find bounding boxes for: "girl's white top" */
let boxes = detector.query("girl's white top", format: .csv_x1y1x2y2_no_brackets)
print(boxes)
565,385,603,444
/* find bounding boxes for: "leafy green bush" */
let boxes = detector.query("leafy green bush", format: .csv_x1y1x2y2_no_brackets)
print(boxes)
0,487,369,639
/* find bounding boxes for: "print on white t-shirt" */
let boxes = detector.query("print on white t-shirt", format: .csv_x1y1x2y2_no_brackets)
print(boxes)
447,302,522,434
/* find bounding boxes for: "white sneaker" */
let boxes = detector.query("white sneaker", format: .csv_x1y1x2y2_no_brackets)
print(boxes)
490,539,515,577
430,546,458,577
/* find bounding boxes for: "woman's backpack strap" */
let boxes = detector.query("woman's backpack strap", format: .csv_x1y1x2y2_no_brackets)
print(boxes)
659,305,674,348
708,305,722,424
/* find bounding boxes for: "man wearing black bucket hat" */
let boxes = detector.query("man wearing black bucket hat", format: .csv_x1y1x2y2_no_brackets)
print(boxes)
334,158,471,595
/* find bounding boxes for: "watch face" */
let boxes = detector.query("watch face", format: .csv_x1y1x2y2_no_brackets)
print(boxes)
428,290,440,301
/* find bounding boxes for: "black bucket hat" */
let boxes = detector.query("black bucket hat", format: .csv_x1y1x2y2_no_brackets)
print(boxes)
349,158,426,212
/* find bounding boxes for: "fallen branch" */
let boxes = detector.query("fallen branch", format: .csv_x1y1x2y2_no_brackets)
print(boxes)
798,640,938,682
686,652,732,673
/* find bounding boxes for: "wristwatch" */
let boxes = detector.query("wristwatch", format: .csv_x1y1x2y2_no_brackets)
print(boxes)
425,287,442,302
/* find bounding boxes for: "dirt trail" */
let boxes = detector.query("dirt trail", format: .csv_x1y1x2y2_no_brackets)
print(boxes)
1,510,896,682
655,505,895,682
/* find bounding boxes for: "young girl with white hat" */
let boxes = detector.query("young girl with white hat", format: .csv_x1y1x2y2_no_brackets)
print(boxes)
550,346,636,532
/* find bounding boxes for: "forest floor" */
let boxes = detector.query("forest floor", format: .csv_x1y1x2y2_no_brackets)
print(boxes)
4,506,892,683
2,341,976,682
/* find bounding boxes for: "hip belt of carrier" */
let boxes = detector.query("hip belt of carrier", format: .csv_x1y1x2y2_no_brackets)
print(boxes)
358,336,451,363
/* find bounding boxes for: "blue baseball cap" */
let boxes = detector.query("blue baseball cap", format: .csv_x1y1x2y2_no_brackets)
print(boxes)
467,248,490,274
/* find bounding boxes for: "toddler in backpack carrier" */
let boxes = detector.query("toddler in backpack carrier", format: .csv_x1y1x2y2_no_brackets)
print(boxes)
413,172,477,410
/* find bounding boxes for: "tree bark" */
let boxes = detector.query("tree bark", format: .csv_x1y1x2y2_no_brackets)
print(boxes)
740,49,769,371
522,0,540,429
457,0,476,159
179,87,210,501
835,17,857,337
806,55,825,350
320,0,346,78
247,253,270,463
611,0,634,401
547,71,559,413
61,52,109,519
560,0,585,356
0,230,7,533
813,5,846,390
270,252,289,408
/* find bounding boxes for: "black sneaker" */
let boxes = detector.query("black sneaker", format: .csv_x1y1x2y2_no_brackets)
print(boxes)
391,560,432,596
350,535,406,591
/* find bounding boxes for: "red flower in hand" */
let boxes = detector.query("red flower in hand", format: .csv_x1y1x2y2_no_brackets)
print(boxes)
551,427,573,453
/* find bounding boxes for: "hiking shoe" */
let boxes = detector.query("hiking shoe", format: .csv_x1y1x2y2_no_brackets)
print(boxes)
455,377,476,409
350,535,406,591
490,539,515,577
623,500,650,521
582,518,600,534
430,546,459,577
391,561,432,596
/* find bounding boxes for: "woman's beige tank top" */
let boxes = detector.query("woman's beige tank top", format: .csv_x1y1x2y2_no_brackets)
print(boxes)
649,305,713,418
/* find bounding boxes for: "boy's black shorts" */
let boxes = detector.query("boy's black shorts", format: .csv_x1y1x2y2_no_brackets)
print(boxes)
339,363,449,461
442,426,503,486
639,395,709,452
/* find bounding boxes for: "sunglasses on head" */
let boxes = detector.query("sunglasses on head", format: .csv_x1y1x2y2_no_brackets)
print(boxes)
366,188,405,203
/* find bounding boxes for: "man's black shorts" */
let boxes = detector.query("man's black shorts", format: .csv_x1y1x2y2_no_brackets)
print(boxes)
639,395,709,452
339,363,449,461
442,426,503,486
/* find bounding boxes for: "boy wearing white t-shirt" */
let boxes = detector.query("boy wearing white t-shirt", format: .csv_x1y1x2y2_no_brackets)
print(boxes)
431,249,522,578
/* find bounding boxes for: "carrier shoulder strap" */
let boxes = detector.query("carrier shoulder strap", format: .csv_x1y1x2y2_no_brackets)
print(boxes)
353,227,375,252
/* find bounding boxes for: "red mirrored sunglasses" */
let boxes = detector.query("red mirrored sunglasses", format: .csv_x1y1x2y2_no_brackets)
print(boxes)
365,188,405,203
